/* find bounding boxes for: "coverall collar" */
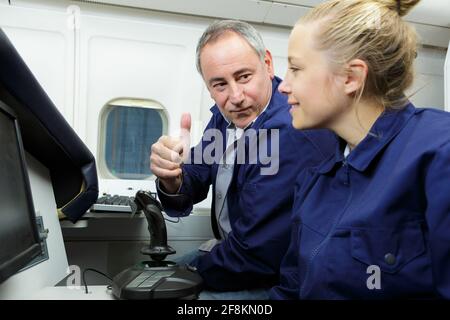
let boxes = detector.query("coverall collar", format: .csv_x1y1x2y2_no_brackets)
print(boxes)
318,103,416,174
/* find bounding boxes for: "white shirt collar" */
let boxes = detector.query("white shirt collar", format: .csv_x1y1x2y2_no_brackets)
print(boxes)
344,144,351,158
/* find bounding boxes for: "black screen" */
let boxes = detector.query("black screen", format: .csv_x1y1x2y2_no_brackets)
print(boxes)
0,101,41,283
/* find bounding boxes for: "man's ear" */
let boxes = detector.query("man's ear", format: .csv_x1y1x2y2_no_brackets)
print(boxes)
264,49,275,79
344,59,368,95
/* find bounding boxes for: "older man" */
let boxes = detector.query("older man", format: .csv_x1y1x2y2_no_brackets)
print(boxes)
150,20,336,299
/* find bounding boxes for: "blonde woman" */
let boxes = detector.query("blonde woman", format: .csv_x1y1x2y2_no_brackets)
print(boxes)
271,0,450,299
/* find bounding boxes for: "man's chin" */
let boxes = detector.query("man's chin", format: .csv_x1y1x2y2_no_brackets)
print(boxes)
232,114,257,129
233,118,252,129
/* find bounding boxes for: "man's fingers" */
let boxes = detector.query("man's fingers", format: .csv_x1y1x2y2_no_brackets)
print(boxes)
172,141,184,155
152,139,183,164
150,166,182,179
159,136,182,150
151,154,181,171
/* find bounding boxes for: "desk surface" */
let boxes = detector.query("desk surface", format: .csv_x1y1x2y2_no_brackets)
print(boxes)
32,285,115,300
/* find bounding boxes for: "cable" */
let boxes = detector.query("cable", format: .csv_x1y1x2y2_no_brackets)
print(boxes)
82,268,113,294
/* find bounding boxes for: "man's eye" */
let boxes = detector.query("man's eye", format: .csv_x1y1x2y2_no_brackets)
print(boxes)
289,67,300,73
213,83,226,89
238,74,251,82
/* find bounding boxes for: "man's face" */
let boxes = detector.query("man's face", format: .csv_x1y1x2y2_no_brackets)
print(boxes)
200,32,274,129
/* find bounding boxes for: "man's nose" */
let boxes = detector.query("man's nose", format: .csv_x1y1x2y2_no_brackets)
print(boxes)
229,84,245,105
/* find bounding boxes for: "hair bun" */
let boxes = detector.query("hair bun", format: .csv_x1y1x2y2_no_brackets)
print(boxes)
389,0,421,17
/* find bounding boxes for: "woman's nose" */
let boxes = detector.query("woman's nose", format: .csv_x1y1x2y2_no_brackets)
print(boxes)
278,79,290,95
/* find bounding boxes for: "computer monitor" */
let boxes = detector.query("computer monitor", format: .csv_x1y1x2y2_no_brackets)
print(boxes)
0,100,42,284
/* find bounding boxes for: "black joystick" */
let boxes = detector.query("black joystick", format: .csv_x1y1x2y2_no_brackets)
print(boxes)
133,190,176,262
111,190,203,299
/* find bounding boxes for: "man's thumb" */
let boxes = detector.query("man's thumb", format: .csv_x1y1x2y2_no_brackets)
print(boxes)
179,112,191,163
180,112,191,133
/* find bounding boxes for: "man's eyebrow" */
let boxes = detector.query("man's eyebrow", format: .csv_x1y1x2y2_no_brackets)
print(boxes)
208,68,253,86
209,77,225,86
233,68,252,77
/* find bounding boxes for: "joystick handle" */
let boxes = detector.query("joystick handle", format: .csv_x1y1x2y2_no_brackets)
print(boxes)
133,190,176,261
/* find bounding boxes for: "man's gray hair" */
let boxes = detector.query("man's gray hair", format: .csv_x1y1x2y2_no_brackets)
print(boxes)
196,20,266,75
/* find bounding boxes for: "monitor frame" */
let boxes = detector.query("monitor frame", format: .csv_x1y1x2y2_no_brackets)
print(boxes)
0,99,42,284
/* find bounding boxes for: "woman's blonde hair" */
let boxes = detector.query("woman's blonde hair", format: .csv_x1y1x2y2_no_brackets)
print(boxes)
298,0,421,109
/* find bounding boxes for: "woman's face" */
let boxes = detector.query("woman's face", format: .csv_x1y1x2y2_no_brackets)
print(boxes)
279,23,349,130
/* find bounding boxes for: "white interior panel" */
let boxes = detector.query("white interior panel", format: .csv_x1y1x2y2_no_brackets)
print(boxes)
272,0,321,6
0,4,75,124
264,2,310,26
82,0,272,23
403,0,450,28
408,46,447,109
86,35,187,129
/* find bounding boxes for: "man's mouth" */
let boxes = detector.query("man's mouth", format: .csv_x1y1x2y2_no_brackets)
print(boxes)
231,107,251,114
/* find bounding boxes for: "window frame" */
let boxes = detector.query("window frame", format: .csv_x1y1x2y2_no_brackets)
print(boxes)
97,98,168,180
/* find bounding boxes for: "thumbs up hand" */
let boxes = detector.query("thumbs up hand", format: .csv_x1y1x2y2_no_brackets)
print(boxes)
150,113,192,193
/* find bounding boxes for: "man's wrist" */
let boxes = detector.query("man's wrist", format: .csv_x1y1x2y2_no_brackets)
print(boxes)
158,175,182,194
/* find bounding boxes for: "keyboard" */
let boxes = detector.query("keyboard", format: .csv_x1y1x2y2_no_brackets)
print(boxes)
91,192,158,213
91,194,135,213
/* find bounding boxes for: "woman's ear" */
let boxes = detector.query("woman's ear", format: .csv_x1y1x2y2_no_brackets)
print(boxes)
343,59,368,95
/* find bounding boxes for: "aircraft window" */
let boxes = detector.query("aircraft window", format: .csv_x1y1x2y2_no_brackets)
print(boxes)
100,100,167,180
